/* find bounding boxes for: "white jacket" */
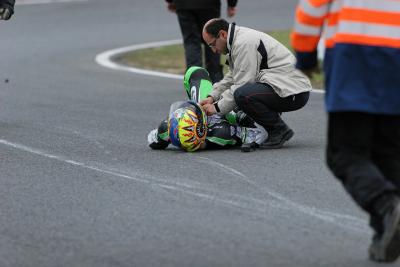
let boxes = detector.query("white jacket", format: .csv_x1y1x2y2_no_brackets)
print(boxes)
210,24,312,115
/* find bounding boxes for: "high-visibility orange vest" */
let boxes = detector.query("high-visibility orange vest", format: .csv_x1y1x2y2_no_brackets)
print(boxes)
292,0,400,52
291,0,400,114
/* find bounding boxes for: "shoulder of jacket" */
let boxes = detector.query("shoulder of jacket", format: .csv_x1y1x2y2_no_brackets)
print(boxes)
233,27,263,48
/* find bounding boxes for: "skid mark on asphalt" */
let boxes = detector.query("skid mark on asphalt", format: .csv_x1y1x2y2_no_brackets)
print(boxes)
0,138,369,234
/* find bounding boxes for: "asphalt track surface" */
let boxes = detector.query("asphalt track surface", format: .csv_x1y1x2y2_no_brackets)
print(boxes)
0,1,387,266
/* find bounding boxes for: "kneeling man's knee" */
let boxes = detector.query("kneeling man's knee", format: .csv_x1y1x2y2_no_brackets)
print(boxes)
234,83,252,107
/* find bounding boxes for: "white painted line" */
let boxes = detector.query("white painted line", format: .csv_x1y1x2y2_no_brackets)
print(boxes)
196,156,258,186
0,138,366,232
95,40,184,80
191,155,367,233
95,39,325,94
17,0,87,5
0,139,150,184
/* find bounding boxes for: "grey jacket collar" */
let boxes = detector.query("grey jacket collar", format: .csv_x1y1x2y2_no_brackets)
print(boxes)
227,22,236,53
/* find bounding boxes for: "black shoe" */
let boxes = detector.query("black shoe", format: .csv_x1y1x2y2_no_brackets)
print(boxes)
261,127,294,149
241,142,258,152
369,198,400,262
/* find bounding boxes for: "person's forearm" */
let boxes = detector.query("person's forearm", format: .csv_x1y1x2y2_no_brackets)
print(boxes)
210,72,234,100
214,90,236,115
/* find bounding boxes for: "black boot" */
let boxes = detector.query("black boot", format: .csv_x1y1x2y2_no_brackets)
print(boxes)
261,123,294,149
369,195,400,262
241,142,259,152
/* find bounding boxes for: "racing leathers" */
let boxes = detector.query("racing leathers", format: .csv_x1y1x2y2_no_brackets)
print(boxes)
147,66,267,151
148,111,267,150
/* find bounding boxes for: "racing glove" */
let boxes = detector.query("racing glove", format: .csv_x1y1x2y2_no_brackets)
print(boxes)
0,1,14,20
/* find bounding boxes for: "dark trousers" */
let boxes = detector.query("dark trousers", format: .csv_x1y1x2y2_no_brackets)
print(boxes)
234,82,309,132
326,112,400,233
176,8,223,83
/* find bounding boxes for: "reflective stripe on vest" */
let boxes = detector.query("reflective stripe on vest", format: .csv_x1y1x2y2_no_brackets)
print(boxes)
298,0,330,17
293,0,400,51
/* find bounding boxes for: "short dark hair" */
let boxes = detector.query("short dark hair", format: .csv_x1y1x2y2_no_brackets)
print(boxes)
205,18,230,37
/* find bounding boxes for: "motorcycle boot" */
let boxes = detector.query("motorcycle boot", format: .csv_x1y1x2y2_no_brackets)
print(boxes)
369,195,400,262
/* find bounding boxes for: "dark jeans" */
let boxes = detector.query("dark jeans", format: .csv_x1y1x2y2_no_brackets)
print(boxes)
233,82,309,132
176,8,223,83
326,112,400,233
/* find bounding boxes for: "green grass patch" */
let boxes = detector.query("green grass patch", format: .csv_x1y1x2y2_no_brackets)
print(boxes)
116,30,324,88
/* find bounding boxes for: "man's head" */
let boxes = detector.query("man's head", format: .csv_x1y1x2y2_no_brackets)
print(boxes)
202,18,230,55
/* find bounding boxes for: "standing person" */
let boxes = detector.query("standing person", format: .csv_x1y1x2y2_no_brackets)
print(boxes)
200,18,312,151
292,0,400,262
164,0,237,83
0,0,14,20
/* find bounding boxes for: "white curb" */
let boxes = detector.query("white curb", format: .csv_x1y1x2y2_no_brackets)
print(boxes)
95,39,184,80
95,39,324,93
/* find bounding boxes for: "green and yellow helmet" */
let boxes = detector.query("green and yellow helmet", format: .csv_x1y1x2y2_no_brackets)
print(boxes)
168,101,208,152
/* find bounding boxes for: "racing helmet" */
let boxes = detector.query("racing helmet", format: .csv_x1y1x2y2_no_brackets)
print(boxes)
168,101,207,152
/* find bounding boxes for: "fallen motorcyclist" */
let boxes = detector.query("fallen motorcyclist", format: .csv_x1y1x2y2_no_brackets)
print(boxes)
147,67,267,152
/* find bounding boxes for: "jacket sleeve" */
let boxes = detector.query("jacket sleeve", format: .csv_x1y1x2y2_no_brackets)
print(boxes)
216,42,259,115
291,0,331,70
209,70,234,102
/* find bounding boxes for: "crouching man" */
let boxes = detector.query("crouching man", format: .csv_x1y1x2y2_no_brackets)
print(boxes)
200,18,312,150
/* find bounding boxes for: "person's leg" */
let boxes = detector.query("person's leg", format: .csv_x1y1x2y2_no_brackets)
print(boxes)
176,10,202,69
368,115,400,262
326,112,400,261
327,112,398,215
234,83,309,148
373,115,400,189
196,8,223,83
205,118,239,149
183,66,213,102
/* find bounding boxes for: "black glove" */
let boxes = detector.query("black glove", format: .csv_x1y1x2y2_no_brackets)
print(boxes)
147,128,170,150
0,8,12,20
0,0,14,20
0,5,13,20
149,140,170,150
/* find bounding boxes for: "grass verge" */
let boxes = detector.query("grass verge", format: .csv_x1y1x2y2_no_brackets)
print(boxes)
115,30,324,89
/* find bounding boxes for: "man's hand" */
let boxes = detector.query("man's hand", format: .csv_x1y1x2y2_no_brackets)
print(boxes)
199,96,214,106
227,7,237,17
202,103,217,116
0,7,13,20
